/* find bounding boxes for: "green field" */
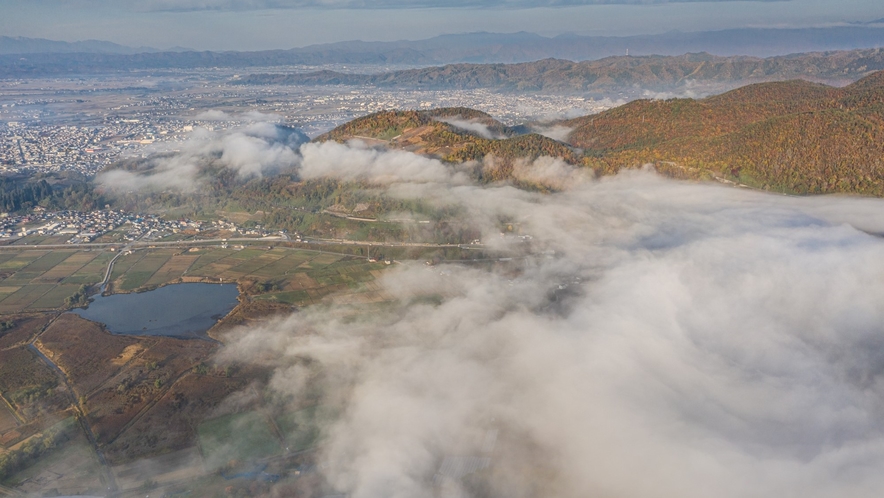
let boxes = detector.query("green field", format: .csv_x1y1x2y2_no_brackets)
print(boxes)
0,252,46,272
19,252,73,273
29,284,82,310
0,249,114,313
0,253,19,267
198,411,281,467
63,252,114,285
117,250,177,291
0,284,55,313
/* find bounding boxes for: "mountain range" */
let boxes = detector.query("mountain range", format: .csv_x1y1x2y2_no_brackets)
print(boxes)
4,25,884,77
238,49,884,95
0,36,185,55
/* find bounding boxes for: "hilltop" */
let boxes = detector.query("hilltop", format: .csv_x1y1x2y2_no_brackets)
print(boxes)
315,107,578,181
564,72,884,195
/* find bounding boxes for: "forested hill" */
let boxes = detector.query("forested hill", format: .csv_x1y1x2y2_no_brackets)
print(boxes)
318,73,884,196
315,107,578,181
565,71,884,195
235,48,884,94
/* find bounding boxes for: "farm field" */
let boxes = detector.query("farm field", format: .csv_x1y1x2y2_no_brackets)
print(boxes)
107,245,390,307
198,410,282,468
103,369,255,464
0,241,394,314
0,249,112,314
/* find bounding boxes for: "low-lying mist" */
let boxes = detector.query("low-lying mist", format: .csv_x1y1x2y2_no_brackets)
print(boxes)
214,157,884,497
96,122,308,192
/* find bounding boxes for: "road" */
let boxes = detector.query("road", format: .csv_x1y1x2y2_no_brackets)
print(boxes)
0,236,288,252
0,235,482,252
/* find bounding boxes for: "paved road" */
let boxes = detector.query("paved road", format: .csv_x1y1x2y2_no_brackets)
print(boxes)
0,235,480,252
0,236,287,251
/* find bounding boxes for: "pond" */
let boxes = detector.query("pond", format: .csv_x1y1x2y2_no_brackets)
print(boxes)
70,283,240,340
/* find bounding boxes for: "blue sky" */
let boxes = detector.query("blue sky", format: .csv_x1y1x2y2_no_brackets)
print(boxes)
1,0,882,51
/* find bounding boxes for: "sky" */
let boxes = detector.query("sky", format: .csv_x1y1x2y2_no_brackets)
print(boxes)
1,0,883,51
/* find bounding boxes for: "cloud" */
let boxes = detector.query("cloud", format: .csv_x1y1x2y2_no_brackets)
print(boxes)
96,121,306,192
531,124,573,142
511,155,591,189
219,166,884,498
298,140,471,184
137,0,789,12
437,117,504,140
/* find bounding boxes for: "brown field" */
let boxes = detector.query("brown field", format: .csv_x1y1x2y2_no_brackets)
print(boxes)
103,368,259,464
0,314,54,349
0,402,18,433
84,335,217,444
36,314,140,396
0,346,70,422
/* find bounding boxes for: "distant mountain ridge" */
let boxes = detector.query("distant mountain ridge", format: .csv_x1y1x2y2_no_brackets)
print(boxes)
237,49,884,95
0,36,179,55
3,25,884,76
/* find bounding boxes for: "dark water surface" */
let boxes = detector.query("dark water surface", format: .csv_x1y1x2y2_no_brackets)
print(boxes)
70,283,240,339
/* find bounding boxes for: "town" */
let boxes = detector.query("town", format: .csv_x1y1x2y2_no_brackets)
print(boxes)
0,70,616,177
0,208,277,244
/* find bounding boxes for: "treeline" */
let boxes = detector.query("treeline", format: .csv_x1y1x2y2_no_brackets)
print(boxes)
0,178,104,213
63,284,91,308
0,178,52,212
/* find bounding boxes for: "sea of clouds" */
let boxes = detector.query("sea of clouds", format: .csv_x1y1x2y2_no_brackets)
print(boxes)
98,114,884,497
